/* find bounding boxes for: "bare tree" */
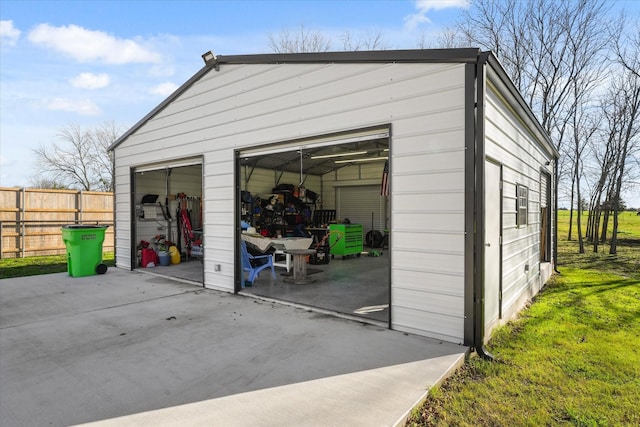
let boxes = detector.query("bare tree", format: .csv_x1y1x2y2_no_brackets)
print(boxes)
268,25,332,53
563,8,610,250
456,0,528,91
450,0,640,258
608,20,640,254
268,25,391,53
582,18,640,254
340,29,390,51
585,106,620,252
27,177,69,190
456,0,611,189
567,82,600,253
92,121,120,191
32,122,121,192
416,27,463,49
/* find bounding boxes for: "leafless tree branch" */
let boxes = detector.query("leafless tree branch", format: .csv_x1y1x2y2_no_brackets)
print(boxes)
31,122,122,191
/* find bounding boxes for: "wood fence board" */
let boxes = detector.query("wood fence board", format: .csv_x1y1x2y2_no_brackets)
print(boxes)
0,187,114,258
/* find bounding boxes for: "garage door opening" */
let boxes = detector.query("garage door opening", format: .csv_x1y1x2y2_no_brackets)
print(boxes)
132,159,204,284
236,128,391,324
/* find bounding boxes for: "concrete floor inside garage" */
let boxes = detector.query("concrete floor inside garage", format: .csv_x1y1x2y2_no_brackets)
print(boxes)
140,248,390,324
138,258,205,283
242,249,390,323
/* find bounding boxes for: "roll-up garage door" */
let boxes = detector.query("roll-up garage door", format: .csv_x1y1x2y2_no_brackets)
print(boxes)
336,185,386,233
134,156,203,173
238,128,389,158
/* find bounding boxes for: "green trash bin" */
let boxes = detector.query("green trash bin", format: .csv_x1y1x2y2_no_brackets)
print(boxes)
61,225,109,277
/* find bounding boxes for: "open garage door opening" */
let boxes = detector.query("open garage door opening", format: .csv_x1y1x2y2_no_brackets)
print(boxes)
132,159,204,284
236,127,391,324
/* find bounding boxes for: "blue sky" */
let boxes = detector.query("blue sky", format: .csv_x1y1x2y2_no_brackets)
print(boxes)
1,0,639,208
1,0,469,188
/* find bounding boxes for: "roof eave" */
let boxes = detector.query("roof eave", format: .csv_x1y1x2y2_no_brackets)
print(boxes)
215,48,482,65
484,52,559,159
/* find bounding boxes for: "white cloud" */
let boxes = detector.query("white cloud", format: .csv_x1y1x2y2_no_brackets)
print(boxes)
148,63,176,78
46,98,101,115
0,20,21,46
149,82,179,97
404,0,471,29
69,72,110,89
27,24,161,64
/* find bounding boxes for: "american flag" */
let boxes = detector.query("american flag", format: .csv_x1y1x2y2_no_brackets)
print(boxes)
380,159,389,196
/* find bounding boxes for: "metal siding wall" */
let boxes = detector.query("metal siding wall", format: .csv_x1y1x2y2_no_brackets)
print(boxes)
390,76,467,343
113,62,467,340
484,78,555,330
113,167,131,269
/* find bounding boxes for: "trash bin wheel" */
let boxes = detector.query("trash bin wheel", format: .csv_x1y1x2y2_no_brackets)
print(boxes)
96,264,108,275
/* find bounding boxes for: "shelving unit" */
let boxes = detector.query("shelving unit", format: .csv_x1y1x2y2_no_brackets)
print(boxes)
138,203,164,221
241,187,316,237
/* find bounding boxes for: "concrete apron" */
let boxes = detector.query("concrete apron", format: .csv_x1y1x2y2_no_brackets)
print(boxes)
0,268,467,427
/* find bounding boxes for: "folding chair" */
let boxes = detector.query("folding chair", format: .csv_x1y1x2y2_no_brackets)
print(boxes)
241,240,276,287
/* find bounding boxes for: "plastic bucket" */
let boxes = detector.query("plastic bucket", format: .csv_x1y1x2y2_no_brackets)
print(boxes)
158,252,170,266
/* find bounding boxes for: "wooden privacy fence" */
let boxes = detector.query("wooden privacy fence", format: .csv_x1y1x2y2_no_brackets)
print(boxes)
0,188,114,259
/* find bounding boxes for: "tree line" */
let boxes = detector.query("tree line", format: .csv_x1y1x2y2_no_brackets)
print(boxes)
453,0,639,255
266,0,639,254
34,0,638,254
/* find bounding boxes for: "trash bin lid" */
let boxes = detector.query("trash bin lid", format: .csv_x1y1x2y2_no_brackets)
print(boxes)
62,225,109,229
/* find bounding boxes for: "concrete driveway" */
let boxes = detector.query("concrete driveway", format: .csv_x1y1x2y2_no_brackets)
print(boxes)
0,268,467,427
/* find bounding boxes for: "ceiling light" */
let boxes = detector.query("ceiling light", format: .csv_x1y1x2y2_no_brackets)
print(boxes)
334,156,388,164
311,151,368,159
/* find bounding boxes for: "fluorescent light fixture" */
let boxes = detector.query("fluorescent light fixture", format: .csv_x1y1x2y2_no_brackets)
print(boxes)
334,156,388,164
311,151,367,159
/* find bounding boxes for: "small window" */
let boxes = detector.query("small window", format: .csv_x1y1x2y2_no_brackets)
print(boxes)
517,184,528,227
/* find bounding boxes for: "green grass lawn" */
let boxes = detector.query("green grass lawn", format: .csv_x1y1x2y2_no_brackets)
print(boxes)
0,252,115,279
407,211,640,426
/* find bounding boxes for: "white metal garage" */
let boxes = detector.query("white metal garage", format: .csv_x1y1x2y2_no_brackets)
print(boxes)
109,49,558,353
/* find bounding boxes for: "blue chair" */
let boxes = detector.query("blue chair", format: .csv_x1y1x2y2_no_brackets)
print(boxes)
241,240,276,287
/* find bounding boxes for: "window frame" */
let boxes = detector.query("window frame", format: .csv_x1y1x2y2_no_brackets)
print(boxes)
516,184,528,228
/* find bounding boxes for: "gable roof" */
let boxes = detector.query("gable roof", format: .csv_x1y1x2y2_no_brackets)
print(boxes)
108,48,556,158
108,49,482,152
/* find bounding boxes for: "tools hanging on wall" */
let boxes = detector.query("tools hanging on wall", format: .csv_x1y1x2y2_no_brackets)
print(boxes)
175,192,202,257
176,192,193,256
174,193,202,229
